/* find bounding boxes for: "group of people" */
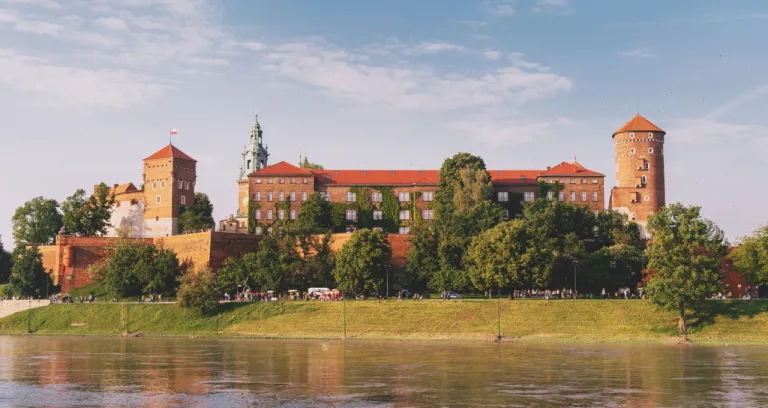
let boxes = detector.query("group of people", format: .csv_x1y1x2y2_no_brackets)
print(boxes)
223,291,276,302
510,289,577,299
601,288,643,299
137,294,162,303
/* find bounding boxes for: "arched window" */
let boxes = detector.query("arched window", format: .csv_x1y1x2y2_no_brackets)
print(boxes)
629,133,635,139
630,148,636,154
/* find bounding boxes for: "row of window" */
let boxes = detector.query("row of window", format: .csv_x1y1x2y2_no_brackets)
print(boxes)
254,226,413,235
254,191,309,202
541,191,600,202
629,132,655,139
629,147,655,155
150,180,192,190
255,178,310,185
497,192,536,202
153,195,188,205
343,209,435,221
546,179,599,185
255,209,298,221
344,191,434,203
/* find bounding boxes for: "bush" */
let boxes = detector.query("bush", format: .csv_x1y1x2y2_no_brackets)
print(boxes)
177,268,220,315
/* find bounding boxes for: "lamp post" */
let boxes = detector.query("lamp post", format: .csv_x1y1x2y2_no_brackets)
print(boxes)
386,264,390,300
573,260,579,299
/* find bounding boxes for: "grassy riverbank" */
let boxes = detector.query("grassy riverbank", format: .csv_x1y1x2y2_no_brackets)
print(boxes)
1,300,767,343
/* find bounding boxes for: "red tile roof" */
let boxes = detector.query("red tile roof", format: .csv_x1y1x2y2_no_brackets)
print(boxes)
110,183,138,195
540,161,604,177
144,144,196,161
488,170,542,186
251,161,313,176
613,114,664,137
311,170,441,186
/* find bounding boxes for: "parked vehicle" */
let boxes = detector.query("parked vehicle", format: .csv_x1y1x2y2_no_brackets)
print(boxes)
440,291,462,299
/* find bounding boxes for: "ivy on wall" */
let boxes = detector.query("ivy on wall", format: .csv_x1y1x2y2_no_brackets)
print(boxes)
326,186,420,233
247,199,258,234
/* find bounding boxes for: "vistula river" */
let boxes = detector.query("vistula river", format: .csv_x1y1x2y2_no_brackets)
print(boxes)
0,336,767,407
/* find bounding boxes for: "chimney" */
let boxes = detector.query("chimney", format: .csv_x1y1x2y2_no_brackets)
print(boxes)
546,166,551,170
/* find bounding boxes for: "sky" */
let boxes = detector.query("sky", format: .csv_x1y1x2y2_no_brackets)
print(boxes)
1,0,768,248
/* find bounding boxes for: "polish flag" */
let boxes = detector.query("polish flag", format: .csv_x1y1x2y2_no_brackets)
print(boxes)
169,128,178,135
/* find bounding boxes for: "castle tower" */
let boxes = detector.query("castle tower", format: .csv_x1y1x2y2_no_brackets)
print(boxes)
609,114,666,238
239,113,270,180
142,144,197,236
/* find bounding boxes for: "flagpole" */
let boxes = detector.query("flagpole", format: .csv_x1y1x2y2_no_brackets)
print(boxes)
169,128,172,145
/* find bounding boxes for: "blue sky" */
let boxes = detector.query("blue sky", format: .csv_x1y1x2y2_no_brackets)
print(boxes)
1,0,767,247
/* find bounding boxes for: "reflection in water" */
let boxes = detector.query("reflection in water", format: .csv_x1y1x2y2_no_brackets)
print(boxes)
0,336,767,407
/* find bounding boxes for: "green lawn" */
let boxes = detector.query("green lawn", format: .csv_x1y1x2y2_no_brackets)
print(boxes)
65,282,173,302
1,299,767,343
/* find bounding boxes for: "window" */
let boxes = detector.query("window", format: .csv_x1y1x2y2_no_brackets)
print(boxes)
302,191,307,201
290,192,296,202
569,179,575,184
592,192,599,202
188,182,192,190
399,210,410,220
648,132,654,138
267,178,273,184
498,192,509,202
422,209,434,220
422,191,434,202
255,210,261,220
155,195,161,204
373,227,383,232
581,179,587,184
641,175,647,185
373,210,383,220
160,180,165,188
278,210,285,220
399,227,410,235
398,192,410,202
266,210,273,220
371,192,382,202
346,191,356,202
255,226,262,235
255,192,261,201
644,195,650,202
290,178,296,184
247,159,251,169
644,161,650,170
180,195,186,205
594,210,599,217
559,180,565,184
630,212,636,221
570,191,576,201
504,210,510,219
289,210,296,220
648,148,654,154
346,209,357,221
152,181,157,189
547,179,553,184
558,191,565,201
279,178,285,184
524,192,535,202
302,178,308,184
267,192,273,201
581,192,587,202
322,192,330,201
256,178,262,184
630,148,636,154
267,227,273,235
279,192,285,201
547,191,553,200
592,179,598,184
630,133,635,139
178,180,183,189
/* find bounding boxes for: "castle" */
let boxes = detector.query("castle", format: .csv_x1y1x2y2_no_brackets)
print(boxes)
219,114,666,238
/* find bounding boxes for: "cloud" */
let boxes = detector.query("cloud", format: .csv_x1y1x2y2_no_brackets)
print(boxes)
508,52,552,72
94,16,128,30
665,118,767,143
456,20,488,29
403,41,466,55
483,49,501,60
482,1,514,16
618,47,654,58
360,39,466,56
706,84,768,120
257,38,572,112
0,0,61,9
452,116,552,146
533,0,572,13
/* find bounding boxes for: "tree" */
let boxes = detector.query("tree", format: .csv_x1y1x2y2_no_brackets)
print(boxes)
12,197,63,246
96,239,181,298
465,220,554,295
0,235,12,284
451,168,493,214
297,192,332,232
405,224,440,292
179,192,215,233
333,229,392,296
730,224,768,286
580,244,645,295
61,183,115,236
644,204,727,339
5,246,50,298
177,267,220,315
299,158,324,170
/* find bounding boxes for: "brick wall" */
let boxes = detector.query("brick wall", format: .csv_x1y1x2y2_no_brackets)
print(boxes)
325,233,412,266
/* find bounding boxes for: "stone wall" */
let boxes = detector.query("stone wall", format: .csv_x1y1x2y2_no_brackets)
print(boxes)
155,232,213,272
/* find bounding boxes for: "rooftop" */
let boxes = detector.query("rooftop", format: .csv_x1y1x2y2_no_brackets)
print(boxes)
144,144,196,162
613,114,665,137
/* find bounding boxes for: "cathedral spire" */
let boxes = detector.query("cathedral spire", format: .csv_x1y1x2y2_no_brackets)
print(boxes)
239,112,270,180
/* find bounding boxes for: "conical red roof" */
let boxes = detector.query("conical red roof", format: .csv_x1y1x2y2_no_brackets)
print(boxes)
613,114,664,137
144,144,196,161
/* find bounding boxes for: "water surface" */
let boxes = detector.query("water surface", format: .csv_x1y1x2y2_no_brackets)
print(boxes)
0,336,766,407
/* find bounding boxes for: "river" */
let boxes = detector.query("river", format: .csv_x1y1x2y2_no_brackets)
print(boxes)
0,336,766,407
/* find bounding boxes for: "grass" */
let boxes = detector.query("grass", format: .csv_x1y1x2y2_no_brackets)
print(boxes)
65,282,172,302
1,299,767,343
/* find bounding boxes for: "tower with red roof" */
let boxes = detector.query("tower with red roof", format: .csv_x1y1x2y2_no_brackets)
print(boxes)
609,114,666,238
142,143,197,236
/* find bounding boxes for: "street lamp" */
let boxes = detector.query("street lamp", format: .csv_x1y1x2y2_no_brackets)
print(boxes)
386,264,390,300
573,260,579,299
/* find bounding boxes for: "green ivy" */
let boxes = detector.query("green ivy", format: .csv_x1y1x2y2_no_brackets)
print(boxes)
378,187,400,233
247,199,259,234
496,192,524,219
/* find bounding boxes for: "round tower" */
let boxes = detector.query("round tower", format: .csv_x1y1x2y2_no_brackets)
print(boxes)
609,114,666,237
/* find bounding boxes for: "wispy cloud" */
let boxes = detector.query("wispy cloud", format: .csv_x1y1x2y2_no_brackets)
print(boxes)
403,41,466,55
533,0,572,14
483,1,515,16
706,84,768,119
483,49,501,60
618,47,654,58
666,118,767,143
456,20,488,29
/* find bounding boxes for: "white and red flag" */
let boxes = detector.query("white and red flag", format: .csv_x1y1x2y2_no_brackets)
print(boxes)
170,128,178,135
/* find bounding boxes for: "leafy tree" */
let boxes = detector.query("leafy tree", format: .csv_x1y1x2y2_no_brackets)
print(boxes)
12,197,63,245
247,199,258,234
644,203,727,339
299,156,324,170
405,224,440,292
435,152,486,217
179,192,215,233
333,229,392,296
451,168,494,214
245,234,298,292
580,244,645,295
465,220,554,295
217,256,252,295
297,192,333,232
61,183,115,236
177,267,220,315
0,235,12,284
5,246,51,298
96,240,181,298
730,224,768,285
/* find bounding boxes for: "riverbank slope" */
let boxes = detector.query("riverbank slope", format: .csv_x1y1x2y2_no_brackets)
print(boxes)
1,300,767,343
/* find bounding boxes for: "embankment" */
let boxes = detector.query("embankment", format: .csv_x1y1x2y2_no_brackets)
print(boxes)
1,300,767,343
